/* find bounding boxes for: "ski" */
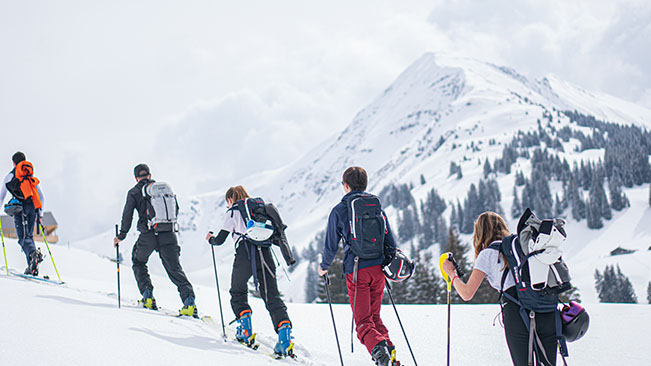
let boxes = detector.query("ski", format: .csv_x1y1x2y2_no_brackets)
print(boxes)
6,268,64,285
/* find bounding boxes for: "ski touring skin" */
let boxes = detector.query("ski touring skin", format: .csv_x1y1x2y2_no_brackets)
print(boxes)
4,267,64,285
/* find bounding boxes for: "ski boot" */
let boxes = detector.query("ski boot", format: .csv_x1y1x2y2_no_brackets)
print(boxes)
179,296,198,318
139,289,158,310
387,344,401,366
235,310,257,349
24,248,44,276
371,340,391,366
273,320,295,358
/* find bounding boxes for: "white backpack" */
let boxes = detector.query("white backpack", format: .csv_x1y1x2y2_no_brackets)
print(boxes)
142,181,178,231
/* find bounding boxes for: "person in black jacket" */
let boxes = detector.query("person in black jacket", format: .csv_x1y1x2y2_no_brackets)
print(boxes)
113,163,196,316
205,185,294,357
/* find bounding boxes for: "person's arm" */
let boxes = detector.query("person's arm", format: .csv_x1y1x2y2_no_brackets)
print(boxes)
442,260,486,301
0,173,12,204
117,192,136,240
206,230,230,246
36,185,45,212
319,208,342,274
383,211,397,262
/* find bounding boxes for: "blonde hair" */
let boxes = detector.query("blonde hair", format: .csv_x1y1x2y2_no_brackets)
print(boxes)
472,211,510,259
225,185,250,203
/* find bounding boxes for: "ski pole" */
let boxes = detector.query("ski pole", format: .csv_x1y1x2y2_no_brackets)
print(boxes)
1,217,8,275
439,253,453,366
38,221,62,282
324,274,345,366
271,247,291,282
115,224,121,308
385,279,418,366
210,234,227,341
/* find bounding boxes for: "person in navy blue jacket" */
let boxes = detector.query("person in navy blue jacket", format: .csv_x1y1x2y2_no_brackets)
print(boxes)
318,166,399,366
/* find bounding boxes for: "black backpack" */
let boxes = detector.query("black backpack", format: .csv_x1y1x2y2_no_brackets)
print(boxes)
5,168,26,201
343,193,387,260
233,197,296,265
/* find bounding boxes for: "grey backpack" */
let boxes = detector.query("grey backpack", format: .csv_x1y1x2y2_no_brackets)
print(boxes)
142,181,178,232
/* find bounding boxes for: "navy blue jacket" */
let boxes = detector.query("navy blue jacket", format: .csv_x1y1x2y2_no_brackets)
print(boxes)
320,191,397,274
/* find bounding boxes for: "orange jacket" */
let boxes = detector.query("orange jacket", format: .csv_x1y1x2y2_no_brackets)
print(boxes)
14,161,42,209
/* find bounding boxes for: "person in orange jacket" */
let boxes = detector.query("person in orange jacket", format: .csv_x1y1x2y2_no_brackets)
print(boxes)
0,152,45,275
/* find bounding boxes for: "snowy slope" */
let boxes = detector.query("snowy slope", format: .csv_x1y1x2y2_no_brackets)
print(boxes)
1,237,650,365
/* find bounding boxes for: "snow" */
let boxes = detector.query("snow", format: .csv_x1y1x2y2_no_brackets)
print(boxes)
1,237,650,365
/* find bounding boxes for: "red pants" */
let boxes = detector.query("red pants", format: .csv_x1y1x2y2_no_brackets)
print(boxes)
346,265,393,354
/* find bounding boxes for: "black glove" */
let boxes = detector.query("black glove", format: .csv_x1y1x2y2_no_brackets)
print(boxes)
382,252,395,266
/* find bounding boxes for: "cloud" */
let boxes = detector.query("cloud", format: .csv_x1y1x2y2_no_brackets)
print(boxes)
426,0,651,107
155,85,336,194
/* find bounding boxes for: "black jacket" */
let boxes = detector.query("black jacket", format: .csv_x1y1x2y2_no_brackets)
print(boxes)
118,179,154,240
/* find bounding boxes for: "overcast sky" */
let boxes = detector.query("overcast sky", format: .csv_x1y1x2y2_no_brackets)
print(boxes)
1,0,649,241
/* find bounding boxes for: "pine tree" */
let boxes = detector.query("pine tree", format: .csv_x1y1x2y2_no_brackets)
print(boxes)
511,186,521,219
558,286,582,303
449,205,458,231
594,265,637,303
608,175,629,211
586,198,603,229
443,227,472,304
407,252,443,304
456,201,464,233
590,170,612,220
317,247,349,304
647,281,651,304
483,159,492,178
420,174,427,185
304,262,320,303
554,193,564,216
515,170,526,186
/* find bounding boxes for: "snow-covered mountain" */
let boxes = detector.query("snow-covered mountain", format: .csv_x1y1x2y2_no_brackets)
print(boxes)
76,53,651,304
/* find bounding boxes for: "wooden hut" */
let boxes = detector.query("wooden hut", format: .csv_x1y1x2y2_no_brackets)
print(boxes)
0,211,58,243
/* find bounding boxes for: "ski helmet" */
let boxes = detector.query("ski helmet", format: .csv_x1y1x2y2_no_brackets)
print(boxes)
560,301,590,342
383,249,415,282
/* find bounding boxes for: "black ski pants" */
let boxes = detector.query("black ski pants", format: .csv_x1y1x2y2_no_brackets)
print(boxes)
131,231,195,302
230,242,290,333
502,293,558,365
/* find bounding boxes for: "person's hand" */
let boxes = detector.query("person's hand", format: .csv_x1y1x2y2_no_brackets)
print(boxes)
113,237,121,248
205,232,214,242
317,265,328,277
442,259,457,278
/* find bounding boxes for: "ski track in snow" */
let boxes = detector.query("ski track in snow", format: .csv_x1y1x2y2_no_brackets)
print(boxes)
0,237,649,365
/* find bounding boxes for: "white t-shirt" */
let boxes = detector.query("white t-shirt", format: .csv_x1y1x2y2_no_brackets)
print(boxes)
221,209,247,241
474,247,515,291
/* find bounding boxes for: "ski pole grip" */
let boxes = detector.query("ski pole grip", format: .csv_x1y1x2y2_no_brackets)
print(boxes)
447,254,465,277
115,224,119,241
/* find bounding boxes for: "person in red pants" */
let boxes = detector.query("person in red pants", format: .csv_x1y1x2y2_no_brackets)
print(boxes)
318,166,399,366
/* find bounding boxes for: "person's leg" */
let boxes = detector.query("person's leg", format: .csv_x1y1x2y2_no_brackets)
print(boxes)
347,266,385,355
131,232,157,296
22,201,37,255
157,232,195,302
14,209,35,265
368,266,392,347
230,243,253,318
534,311,558,366
502,301,531,366
257,247,290,331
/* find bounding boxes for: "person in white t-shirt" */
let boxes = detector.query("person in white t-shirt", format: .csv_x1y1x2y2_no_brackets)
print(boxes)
442,211,558,366
205,185,293,357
